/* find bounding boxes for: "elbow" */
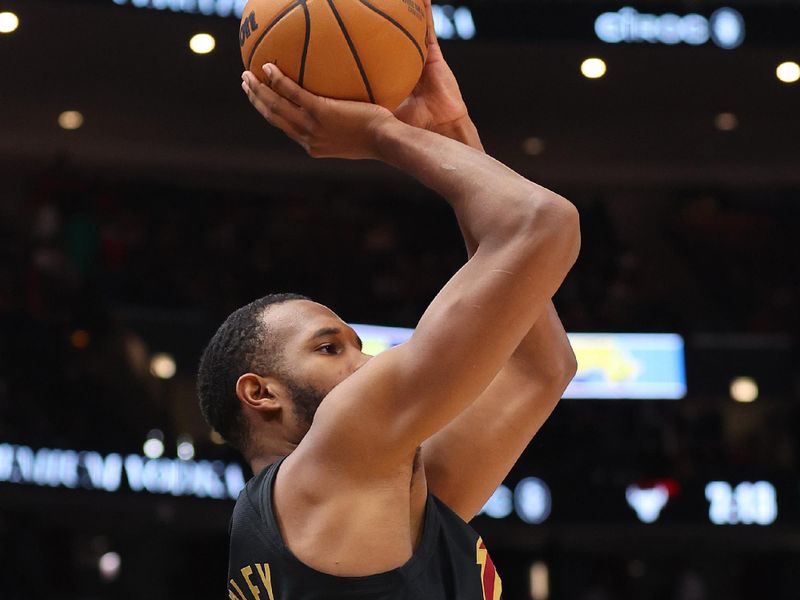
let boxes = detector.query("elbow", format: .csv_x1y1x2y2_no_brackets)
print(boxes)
541,317,580,392
561,346,579,387
545,346,579,392
518,339,578,395
529,193,581,268
551,196,581,266
537,353,577,404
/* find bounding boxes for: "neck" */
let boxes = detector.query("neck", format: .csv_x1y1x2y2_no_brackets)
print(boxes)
245,433,299,475
249,453,286,475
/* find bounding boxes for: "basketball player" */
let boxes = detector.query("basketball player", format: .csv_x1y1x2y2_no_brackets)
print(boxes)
199,1,580,597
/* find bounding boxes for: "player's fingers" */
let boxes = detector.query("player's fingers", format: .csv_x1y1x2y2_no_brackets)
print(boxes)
262,63,318,112
243,73,314,134
241,79,309,147
423,0,437,46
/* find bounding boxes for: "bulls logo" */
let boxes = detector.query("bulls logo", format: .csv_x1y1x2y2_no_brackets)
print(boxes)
476,537,502,600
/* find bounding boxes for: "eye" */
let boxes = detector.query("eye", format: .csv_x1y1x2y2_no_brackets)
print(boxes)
317,343,338,355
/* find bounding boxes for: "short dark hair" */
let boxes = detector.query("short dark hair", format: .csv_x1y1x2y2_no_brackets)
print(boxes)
196,293,310,452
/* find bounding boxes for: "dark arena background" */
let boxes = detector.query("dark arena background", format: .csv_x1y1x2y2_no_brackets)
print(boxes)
1,0,799,598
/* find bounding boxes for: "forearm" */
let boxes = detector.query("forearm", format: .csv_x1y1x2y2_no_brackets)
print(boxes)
374,118,571,248
381,113,577,383
436,117,575,382
431,117,484,256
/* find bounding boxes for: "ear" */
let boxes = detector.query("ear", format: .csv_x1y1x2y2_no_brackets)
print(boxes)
235,373,284,413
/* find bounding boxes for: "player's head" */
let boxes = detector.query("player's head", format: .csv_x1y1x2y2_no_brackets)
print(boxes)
197,293,370,457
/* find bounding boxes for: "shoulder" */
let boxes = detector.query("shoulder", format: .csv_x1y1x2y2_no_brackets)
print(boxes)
270,450,430,577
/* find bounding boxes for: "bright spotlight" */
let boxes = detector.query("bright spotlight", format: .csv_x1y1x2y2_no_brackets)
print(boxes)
98,551,121,582
143,429,165,459
58,111,84,130
177,435,195,461
730,376,758,403
776,61,800,84
581,58,607,79
150,353,176,379
714,112,738,131
0,11,19,33
190,33,216,55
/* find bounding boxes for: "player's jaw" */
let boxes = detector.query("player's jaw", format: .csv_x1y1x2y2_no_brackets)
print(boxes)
295,337,371,428
241,299,372,458
280,301,372,433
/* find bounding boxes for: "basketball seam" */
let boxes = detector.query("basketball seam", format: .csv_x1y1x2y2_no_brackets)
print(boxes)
358,0,425,67
299,0,310,87
326,0,376,104
246,0,303,73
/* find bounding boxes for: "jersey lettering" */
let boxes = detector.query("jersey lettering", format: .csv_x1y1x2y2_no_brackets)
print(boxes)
475,537,502,600
229,563,275,600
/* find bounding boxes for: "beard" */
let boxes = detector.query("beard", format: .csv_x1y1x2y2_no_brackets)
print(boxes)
284,376,328,431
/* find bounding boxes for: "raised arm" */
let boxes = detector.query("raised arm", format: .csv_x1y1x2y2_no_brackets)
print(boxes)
241,66,580,478
390,111,579,517
382,1,579,518
410,112,579,519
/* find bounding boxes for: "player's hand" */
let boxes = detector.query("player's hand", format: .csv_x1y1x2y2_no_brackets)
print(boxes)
392,0,469,134
241,64,395,160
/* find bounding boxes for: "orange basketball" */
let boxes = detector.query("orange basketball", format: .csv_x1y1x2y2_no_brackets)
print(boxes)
239,0,428,111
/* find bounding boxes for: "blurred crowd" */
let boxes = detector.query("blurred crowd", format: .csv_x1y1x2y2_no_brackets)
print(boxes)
0,164,798,477
1,164,799,600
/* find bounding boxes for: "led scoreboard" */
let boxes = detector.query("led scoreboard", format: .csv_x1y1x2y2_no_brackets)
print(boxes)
2,441,797,528
351,325,687,400
98,0,800,47
474,476,793,528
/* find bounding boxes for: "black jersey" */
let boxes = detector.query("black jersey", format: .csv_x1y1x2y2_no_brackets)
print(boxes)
227,457,503,600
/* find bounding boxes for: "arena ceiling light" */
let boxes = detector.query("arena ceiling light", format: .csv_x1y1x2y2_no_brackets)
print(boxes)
730,376,758,403
190,32,216,55
776,61,800,84
581,58,607,79
150,352,176,379
58,111,84,130
0,11,18,34
98,552,121,582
